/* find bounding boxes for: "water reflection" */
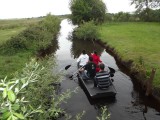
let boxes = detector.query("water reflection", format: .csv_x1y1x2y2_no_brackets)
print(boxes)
69,33,104,58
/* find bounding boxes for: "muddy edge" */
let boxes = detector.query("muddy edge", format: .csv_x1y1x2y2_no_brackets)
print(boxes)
96,39,160,102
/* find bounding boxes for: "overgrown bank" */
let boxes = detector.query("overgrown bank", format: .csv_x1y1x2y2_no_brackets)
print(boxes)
0,14,60,79
97,22,160,97
0,16,79,120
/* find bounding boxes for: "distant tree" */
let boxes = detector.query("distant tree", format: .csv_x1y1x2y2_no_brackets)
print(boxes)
138,8,160,21
114,12,131,22
131,0,160,21
131,0,160,12
69,0,107,25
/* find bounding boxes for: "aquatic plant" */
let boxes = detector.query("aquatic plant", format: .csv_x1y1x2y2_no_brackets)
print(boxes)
97,106,110,120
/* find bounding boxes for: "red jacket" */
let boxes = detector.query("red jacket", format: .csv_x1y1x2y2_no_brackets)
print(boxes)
91,54,102,72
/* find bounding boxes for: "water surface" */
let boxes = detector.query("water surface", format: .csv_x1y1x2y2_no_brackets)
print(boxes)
56,19,160,120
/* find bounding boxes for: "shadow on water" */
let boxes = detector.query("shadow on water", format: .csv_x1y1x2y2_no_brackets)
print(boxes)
42,19,160,120
70,38,104,58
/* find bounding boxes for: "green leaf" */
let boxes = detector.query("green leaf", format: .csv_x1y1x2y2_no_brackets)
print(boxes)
11,115,18,120
13,113,25,119
35,110,43,113
21,107,26,113
29,104,34,110
2,112,11,119
15,87,19,93
3,88,7,99
7,116,11,120
12,104,20,111
0,108,8,113
21,79,25,84
7,90,16,102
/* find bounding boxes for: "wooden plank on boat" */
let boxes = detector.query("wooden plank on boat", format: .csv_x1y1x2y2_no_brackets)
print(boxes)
78,73,116,99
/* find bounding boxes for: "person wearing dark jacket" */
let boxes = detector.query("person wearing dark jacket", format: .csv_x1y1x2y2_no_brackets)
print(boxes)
79,56,96,79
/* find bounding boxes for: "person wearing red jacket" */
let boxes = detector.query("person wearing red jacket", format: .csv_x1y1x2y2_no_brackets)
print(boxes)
90,51,102,72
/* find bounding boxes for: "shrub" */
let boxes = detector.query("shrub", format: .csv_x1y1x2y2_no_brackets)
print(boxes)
74,21,99,40
0,57,78,120
0,14,60,55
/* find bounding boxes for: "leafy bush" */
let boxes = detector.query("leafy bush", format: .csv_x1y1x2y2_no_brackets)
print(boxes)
4,35,27,52
0,14,60,55
40,13,60,35
74,21,99,40
0,57,77,120
0,59,44,120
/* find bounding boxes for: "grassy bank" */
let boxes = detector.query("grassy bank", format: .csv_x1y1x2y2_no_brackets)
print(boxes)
98,22,160,87
0,18,42,45
0,19,37,78
0,16,60,79
0,27,26,45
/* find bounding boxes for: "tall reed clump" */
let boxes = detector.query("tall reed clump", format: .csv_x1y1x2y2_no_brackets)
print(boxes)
0,56,78,120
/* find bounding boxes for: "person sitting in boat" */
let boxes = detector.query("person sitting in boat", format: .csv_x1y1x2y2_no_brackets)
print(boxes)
79,56,96,79
77,49,89,68
90,51,102,72
94,63,112,88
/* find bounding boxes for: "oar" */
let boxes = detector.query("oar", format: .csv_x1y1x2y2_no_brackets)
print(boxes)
65,61,77,70
69,70,78,79
108,67,115,77
65,65,71,70
103,63,116,77
102,63,118,93
69,65,85,79
108,67,115,73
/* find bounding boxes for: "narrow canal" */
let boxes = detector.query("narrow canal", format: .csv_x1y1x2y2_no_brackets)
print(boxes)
56,19,160,120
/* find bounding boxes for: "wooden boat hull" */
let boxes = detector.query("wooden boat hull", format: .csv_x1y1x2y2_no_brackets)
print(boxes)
77,73,117,99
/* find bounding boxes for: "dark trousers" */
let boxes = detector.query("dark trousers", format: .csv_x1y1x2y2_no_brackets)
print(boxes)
93,78,97,87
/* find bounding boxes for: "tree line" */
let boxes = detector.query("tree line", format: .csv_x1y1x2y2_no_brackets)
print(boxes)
69,0,160,24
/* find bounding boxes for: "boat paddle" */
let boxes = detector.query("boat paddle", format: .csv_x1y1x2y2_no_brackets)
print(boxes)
108,67,115,73
108,67,115,77
65,60,77,70
103,63,116,75
69,70,78,79
65,65,71,70
69,65,85,79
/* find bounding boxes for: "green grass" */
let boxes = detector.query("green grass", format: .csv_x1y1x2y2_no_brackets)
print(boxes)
0,18,43,79
0,18,43,45
0,16,60,79
0,18,43,29
0,52,32,79
0,27,26,45
98,22,160,87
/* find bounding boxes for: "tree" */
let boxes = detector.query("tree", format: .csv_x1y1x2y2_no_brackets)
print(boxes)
131,0,160,12
131,0,160,21
69,0,107,25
